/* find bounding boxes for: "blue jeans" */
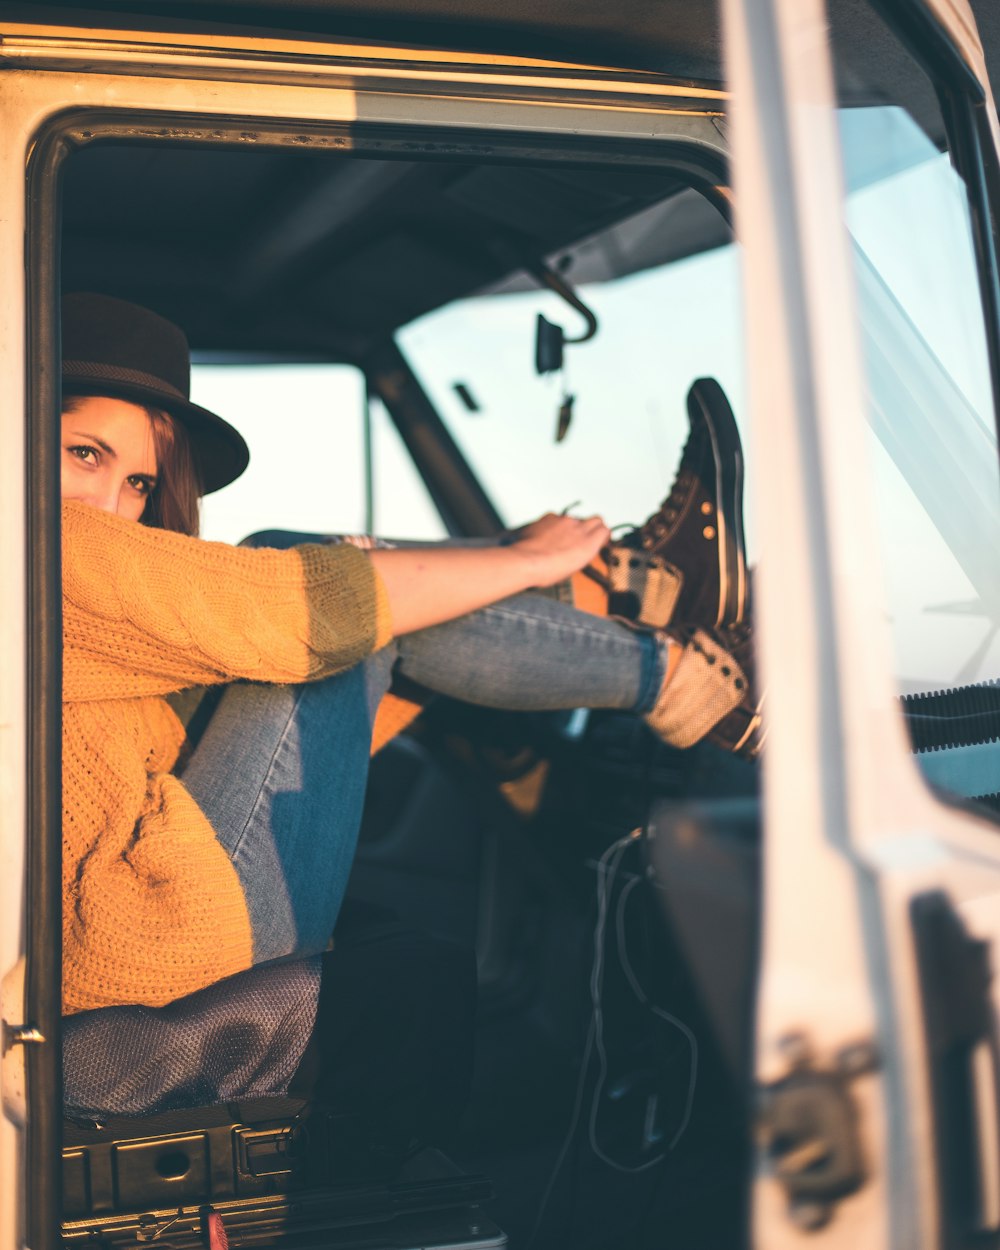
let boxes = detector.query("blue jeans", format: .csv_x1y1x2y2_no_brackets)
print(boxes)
180,569,667,966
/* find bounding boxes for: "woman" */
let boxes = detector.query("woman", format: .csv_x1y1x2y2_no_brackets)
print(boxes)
60,292,757,1016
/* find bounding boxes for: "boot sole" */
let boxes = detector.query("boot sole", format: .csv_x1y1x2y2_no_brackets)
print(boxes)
687,378,747,627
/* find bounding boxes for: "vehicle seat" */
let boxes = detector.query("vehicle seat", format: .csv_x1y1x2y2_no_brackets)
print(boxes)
61,910,484,1240
63,957,321,1120
63,901,477,1130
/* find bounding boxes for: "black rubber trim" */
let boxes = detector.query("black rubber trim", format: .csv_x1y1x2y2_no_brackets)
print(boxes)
911,891,1000,1249
24,126,69,1250
873,0,1000,450
51,108,729,184
902,683,1000,753
941,89,1000,454
870,0,985,101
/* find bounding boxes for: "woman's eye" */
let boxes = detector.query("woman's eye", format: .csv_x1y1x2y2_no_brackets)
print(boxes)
127,476,153,496
67,444,98,465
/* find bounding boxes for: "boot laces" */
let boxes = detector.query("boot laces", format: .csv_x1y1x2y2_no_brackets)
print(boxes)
640,432,701,547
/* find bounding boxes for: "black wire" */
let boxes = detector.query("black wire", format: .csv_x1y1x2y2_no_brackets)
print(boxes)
526,720,675,1248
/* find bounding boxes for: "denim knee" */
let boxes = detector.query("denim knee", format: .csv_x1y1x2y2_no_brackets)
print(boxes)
632,628,671,715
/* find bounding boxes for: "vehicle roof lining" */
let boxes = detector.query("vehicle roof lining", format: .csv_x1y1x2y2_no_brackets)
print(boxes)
3,0,724,79
61,141,704,359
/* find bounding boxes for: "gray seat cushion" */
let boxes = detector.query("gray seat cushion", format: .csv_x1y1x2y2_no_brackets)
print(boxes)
63,959,321,1118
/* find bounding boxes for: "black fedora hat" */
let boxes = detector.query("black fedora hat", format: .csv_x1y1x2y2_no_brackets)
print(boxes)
61,293,249,495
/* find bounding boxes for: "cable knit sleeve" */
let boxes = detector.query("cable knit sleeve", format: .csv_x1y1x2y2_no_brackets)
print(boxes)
61,501,394,702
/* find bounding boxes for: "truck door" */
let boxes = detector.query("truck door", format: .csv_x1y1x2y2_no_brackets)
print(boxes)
726,0,1000,1244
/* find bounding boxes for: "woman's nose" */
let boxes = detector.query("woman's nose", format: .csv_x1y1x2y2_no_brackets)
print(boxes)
83,478,126,516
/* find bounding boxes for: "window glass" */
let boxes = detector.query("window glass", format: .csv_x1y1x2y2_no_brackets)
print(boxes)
398,192,752,556
835,15,1000,810
366,397,448,541
192,365,445,544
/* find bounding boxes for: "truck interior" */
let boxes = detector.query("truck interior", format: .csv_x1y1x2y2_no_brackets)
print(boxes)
13,0,1000,1246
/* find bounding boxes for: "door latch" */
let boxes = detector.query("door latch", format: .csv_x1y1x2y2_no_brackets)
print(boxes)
757,1032,878,1231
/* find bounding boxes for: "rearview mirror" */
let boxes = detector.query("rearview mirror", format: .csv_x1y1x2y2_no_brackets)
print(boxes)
535,313,564,375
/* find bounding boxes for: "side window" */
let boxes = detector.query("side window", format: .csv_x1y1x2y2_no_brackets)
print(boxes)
191,365,445,543
366,398,449,541
835,15,1000,812
397,190,751,553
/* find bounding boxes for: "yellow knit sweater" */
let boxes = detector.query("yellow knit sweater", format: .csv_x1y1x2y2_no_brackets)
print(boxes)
61,501,393,1015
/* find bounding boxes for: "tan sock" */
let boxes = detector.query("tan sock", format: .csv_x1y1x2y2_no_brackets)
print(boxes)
607,549,682,627
645,628,747,748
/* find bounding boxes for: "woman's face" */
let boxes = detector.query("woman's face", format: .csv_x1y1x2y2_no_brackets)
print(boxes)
61,395,159,522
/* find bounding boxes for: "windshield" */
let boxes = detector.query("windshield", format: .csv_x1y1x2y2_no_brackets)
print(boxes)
828,8,1000,818
398,191,748,552
842,104,1000,696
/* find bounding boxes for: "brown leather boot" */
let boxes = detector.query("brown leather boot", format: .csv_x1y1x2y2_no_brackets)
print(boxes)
607,378,748,630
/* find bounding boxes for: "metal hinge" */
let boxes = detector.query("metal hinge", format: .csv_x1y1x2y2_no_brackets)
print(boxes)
2,958,33,1124
2,1023,45,1052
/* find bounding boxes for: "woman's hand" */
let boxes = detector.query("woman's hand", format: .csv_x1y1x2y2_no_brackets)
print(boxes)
369,511,610,635
509,512,610,586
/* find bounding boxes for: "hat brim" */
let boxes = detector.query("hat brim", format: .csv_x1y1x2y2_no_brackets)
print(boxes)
62,372,249,495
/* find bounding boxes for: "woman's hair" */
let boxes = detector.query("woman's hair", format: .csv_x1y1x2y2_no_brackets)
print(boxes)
143,407,202,537
62,395,203,536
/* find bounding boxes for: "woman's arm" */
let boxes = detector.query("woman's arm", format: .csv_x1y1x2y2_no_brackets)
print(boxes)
62,502,609,699
62,500,392,699
368,512,610,635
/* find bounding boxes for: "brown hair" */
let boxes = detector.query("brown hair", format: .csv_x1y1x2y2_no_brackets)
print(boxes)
61,395,203,536
143,407,202,537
